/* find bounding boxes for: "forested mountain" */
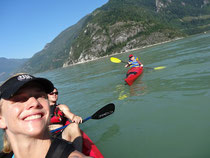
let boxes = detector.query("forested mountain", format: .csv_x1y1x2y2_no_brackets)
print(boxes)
19,15,90,73
0,58,28,82
18,0,210,74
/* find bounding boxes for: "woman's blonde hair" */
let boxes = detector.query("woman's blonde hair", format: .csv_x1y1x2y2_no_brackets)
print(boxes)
2,132,12,153
0,99,12,153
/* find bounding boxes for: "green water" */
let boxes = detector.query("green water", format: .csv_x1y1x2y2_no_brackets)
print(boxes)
1,33,210,157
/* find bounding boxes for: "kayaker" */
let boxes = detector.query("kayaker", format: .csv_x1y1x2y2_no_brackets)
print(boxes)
125,54,143,68
48,87,83,152
0,73,85,158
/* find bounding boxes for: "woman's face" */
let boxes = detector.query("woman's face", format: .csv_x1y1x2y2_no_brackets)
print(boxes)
47,88,58,103
0,83,50,137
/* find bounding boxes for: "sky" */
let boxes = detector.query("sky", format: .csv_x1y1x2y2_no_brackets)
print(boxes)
0,0,109,59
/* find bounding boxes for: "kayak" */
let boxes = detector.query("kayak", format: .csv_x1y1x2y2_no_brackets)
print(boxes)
124,67,143,86
53,121,104,157
63,121,104,157
82,130,104,158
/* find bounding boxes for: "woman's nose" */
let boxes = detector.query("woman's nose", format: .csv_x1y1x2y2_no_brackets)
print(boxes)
25,97,42,110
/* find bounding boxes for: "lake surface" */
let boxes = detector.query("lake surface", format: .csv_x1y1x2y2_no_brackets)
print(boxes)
1,32,210,158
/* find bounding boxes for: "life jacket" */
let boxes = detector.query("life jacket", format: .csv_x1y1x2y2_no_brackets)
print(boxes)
50,104,67,126
0,152,13,158
45,137,75,158
129,57,140,68
2,138,75,158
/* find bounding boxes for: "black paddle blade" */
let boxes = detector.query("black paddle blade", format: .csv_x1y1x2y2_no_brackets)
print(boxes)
92,103,115,120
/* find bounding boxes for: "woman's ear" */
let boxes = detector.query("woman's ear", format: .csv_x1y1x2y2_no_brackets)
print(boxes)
0,116,7,129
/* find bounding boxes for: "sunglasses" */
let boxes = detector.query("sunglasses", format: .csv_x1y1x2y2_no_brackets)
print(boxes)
49,92,58,95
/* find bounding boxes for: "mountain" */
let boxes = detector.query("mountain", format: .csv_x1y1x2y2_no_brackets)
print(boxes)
18,0,210,74
18,15,90,74
0,57,28,82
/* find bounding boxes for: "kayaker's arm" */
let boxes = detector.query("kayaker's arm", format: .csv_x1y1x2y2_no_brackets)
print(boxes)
125,62,131,68
137,59,143,67
58,104,83,124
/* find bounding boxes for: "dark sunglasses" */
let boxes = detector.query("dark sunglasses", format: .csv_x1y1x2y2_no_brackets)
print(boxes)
49,92,58,95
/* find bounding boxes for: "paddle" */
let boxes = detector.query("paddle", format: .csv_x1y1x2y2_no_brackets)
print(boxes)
110,57,166,70
51,103,115,133
110,57,128,64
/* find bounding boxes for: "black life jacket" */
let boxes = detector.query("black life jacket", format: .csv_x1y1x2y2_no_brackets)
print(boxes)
46,137,75,158
0,138,75,158
0,152,13,158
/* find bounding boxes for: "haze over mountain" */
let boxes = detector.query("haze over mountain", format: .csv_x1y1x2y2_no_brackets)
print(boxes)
16,0,210,74
0,58,28,82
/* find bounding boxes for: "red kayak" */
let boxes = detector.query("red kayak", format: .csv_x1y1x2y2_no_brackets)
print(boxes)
56,121,104,157
82,130,104,158
124,67,143,86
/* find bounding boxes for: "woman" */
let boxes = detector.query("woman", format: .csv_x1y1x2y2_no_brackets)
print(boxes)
0,73,85,158
49,87,83,152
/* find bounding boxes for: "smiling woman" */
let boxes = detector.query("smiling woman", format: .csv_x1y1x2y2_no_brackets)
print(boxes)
0,73,85,158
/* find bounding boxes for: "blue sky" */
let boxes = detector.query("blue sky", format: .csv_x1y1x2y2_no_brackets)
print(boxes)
0,0,108,59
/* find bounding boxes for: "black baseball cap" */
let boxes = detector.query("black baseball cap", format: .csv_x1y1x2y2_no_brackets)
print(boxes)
0,73,54,99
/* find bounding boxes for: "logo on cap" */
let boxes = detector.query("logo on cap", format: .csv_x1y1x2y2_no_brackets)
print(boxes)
17,74,33,81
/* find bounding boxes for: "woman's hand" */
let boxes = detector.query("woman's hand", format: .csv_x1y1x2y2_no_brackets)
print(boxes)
71,115,83,124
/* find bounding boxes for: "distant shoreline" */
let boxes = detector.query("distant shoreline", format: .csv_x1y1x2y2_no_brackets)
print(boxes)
64,37,183,67
112,37,183,55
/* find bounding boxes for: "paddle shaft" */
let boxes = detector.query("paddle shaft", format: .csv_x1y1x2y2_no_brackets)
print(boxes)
120,60,128,64
50,116,91,133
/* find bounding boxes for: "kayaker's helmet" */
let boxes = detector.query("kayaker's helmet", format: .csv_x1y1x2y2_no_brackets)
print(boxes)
129,54,134,58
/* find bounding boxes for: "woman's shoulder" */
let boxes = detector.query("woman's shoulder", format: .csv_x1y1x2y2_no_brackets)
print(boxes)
57,104,69,110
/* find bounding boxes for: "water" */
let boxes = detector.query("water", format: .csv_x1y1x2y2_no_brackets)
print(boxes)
1,32,210,157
